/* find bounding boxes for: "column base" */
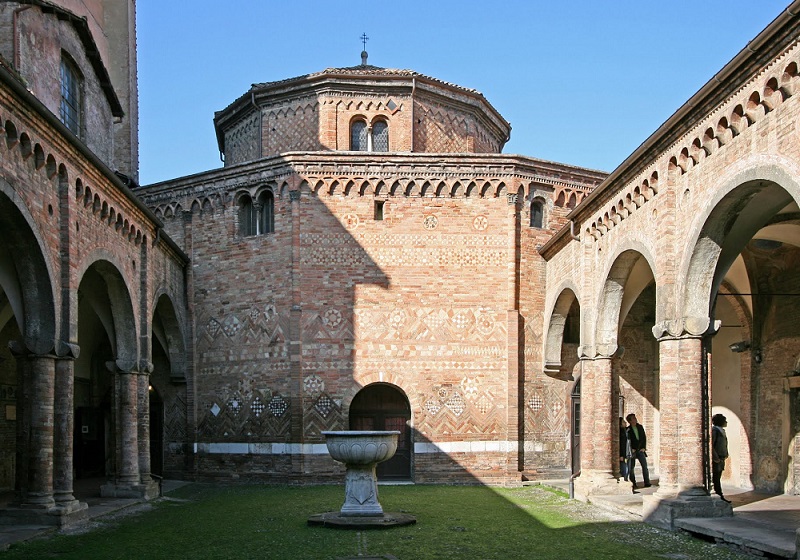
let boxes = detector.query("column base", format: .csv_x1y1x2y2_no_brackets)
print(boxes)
100,479,160,500
573,470,634,501
0,502,88,527
643,491,732,530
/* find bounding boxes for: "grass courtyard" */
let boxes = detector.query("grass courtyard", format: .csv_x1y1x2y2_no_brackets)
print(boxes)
4,483,754,559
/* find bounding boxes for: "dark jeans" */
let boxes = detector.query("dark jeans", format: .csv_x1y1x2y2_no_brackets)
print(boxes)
628,450,650,486
713,459,725,496
619,459,628,481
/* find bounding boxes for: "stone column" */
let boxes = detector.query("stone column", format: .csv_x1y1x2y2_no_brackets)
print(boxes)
24,352,56,508
574,356,625,498
118,368,140,485
643,326,731,528
11,343,30,505
137,371,151,483
655,335,706,495
101,363,140,496
53,356,81,510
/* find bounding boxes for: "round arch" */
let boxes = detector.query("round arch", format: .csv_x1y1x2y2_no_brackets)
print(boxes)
0,184,56,354
151,291,187,381
77,257,138,370
593,247,657,356
544,287,580,370
680,161,800,328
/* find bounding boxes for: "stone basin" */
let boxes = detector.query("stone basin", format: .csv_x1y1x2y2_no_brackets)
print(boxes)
322,430,400,517
323,430,399,466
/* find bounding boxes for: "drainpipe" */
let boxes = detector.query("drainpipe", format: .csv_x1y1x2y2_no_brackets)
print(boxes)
411,77,416,152
569,220,580,241
569,470,581,499
13,6,32,70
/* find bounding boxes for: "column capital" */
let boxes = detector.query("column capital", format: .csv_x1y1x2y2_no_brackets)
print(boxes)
577,344,624,360
8,340,58,359
652,317,721,340
105,359,145,374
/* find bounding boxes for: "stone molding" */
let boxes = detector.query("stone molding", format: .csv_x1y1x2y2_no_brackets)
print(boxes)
651,317,720,340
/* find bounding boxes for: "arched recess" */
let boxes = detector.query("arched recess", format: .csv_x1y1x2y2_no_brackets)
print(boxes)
149,292,187,477
544,288,580,373
680,165,800,494
349,382,412,481
594,248,657,356
74,258,138,479
0,185,57,354
0,186,57,491
681,168,800,328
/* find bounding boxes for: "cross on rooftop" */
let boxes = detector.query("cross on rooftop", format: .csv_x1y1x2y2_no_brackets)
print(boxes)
361,33,369,51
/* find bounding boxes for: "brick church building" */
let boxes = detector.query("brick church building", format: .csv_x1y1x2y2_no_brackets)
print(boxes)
1,0,800,529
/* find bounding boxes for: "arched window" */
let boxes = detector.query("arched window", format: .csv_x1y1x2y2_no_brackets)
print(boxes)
240,191,275,236
239,195,255,236
60,53,83,137
351,120,368,151
257,190,274,234
372,120,389,152
530,199,545,228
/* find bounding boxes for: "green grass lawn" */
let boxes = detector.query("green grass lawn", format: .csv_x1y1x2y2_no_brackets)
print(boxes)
4,484,752,559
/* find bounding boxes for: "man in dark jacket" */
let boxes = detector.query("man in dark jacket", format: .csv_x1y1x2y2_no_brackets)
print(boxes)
712,413,731,503
626,413,651,489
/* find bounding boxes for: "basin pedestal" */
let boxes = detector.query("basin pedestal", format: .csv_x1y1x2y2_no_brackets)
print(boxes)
308,430,416,529
323,430,399,517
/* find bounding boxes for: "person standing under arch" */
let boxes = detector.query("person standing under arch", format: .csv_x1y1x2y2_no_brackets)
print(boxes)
712,414,731,503
626,413,651,490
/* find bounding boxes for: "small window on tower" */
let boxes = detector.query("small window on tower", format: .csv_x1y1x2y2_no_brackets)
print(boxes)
60,54,83,138
351,120,368,151
374,200,385,221
372,120,389,152
530,199,545,228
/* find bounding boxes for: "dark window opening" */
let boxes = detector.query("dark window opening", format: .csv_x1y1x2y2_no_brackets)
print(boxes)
374,200,385,221
530,199,544,228
239,190,274,236
60,55,83,137
351,120,368,151
372,120,389,152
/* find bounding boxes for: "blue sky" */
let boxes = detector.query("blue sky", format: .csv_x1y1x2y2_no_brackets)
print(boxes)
137,1,791,185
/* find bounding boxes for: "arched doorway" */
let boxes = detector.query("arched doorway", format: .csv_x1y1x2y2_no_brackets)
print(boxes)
349,383,411,480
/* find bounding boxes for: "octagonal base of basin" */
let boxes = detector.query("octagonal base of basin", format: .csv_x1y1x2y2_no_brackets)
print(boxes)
308,511,417,530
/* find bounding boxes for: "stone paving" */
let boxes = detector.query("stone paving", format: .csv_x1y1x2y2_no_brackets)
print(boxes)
533,478,800,559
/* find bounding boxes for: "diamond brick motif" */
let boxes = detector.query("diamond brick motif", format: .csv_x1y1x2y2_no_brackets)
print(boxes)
268,395,288,417
314,395,334,417
425,399,441,415
251,397,265,418
476,395,492,414
445,393,465,416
